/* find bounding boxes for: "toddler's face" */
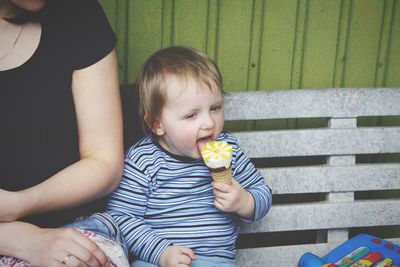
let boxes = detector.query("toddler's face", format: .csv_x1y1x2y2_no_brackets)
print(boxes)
154,75,224,159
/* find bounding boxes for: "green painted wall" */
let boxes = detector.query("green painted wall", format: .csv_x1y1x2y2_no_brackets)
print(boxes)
99,0,400,90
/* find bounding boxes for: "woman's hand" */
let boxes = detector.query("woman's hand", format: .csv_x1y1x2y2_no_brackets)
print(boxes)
31,227,109,267
0,222,109,267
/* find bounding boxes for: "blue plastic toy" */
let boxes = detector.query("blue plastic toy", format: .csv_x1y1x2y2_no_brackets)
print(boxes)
298,234,400,267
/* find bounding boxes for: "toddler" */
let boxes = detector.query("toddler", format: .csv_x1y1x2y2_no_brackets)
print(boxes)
107,46,272,267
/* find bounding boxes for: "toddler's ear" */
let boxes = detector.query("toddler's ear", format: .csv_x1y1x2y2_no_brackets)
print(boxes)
153,121,165,136
145,115,164,136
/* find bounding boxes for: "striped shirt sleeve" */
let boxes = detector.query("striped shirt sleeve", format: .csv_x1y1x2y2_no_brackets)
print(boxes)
107,155,172,264
228,134,272,223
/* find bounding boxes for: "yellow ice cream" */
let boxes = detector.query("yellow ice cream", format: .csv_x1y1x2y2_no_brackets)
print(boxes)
200,141,233,169
200,141,233,184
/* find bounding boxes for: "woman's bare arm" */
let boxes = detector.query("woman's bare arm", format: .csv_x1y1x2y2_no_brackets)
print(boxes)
2,49,124,220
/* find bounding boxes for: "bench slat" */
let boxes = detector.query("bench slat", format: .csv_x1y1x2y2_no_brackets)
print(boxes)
236,238,400,266
225,88,400,264
240,199,400,233
235,127,400,158
237,242,339,267
225,88,400,120
263,163,400,194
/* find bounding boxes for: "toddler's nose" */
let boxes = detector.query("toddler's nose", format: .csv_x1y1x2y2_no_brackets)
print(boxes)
201,114,215,129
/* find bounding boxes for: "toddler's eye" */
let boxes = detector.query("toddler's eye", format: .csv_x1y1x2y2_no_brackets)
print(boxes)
211,105,222,112
184,113,197,120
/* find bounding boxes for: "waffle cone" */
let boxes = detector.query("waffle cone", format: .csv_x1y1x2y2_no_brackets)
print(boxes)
210,167,232,184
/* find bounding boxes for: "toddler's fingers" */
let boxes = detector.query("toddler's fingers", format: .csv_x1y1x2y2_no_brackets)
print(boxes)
214,199,225,211
178,254,192,265
213,188,228,200
180,246,196,260
212,182,230,192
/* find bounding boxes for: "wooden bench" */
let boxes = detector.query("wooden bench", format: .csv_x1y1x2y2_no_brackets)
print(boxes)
120,86,400,266
222,88,400,266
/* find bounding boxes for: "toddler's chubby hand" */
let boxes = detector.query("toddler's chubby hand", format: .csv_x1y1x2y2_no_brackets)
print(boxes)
213,179,255,218
159,245,196,267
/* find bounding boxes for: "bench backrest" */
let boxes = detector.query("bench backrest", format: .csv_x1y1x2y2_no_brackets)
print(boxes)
224,88,400,266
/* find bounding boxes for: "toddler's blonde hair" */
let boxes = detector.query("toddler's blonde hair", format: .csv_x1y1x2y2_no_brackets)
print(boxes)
136,46,223,135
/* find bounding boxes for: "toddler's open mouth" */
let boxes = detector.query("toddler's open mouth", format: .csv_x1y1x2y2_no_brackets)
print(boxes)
197,136,214,152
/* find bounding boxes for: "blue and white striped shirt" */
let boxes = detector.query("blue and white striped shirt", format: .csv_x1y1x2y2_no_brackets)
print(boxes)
107,132,272,264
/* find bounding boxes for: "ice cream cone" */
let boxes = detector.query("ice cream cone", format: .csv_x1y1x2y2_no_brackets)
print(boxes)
200,141,233,184
210,167,233,184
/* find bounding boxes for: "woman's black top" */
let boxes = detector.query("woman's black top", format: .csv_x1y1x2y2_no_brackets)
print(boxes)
0,0,116,227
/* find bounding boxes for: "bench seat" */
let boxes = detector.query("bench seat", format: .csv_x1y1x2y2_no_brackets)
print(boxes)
223,88,400,266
